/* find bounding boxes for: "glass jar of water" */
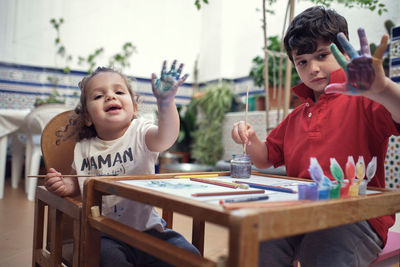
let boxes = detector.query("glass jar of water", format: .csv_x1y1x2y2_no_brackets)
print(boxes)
230,154,252,178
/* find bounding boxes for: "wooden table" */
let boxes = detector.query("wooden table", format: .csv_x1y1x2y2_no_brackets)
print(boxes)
81,172,400,267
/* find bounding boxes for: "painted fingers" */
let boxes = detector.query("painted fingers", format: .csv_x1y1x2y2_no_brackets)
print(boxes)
151,60,189,106
326,28,379,94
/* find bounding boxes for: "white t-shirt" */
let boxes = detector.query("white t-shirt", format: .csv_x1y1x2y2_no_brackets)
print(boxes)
73,118,164,232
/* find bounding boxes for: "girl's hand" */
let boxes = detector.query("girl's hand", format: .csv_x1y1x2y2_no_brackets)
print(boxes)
151,60,189,107
325,28,389,96
44,168,69,196
232,121,256,145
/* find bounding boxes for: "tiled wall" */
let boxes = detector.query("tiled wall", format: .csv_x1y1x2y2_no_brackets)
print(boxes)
0,62,194,114
387,26,400,189
386,136,400,189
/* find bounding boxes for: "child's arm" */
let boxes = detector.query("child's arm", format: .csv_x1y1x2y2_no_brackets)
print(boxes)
146,60,188,152
231,121,273,169
325,28,400,123
44,168,80,197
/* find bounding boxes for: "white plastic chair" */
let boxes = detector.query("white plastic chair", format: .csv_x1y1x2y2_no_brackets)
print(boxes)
23,104,71,201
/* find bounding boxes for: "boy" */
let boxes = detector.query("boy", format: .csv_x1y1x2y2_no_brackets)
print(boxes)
232,6,400,266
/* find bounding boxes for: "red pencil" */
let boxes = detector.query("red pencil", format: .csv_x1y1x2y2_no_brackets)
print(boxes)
191,189,265,197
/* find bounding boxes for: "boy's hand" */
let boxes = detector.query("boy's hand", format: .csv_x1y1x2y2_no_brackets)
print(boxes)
151,60,189,106
232,121,256,145
325,28,389,95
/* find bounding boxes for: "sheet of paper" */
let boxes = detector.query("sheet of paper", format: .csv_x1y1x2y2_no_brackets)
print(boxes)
118,175,309,205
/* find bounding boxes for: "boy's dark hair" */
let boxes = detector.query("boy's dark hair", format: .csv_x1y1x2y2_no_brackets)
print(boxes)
284,6,348,62
72,67,139,141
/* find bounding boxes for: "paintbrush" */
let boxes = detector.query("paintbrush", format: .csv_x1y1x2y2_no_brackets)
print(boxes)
243,85,249,154
27,174,93,178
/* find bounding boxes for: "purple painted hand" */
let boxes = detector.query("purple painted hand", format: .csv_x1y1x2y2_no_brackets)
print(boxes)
325,28,388,95
151,60,188,106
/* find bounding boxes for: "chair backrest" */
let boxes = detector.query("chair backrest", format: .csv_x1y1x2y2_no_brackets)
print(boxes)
41,110,77,174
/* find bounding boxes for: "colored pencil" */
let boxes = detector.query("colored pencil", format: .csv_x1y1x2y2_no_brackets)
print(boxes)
28,174,93,178
175,174,219,179
191,189,264,197
222,200,311,210
219,195,269,204
190,178,249,189
234,181,297,194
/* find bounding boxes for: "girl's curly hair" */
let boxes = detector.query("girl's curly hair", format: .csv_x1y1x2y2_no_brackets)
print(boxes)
72,67,140,141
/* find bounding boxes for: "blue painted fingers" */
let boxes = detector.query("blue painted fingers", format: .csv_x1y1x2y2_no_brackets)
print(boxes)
151,60,189,105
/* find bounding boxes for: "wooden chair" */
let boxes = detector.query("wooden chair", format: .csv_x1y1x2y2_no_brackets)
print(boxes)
32,110,82,266
32,110,176,266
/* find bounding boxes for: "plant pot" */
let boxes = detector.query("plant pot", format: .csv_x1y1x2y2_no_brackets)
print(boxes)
256,96,265,111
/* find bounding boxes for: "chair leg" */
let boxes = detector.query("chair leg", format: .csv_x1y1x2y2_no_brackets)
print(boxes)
25,135,33,194
32,190,45,267
0,135,7,199
27,148,41,201
11,134,24,189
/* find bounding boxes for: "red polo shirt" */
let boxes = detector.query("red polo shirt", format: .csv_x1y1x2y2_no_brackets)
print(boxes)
266,68,400,245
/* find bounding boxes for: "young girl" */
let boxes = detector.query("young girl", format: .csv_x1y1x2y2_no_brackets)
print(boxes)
44,61,200,266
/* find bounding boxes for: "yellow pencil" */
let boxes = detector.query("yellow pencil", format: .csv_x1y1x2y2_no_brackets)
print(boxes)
174,174,219,179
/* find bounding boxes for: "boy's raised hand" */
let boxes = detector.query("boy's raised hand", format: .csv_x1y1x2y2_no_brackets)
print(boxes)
151,60,189,106
325,28,389,95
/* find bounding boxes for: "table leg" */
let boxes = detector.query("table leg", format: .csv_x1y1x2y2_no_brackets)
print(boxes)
228,213,260,267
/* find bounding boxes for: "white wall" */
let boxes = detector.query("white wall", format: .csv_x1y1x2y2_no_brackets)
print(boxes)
0,0,399,82
197,0,400,81
0,0,202,80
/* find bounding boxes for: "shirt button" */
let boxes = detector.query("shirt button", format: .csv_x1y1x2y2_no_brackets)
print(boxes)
308,112,312,117
305,103,310,107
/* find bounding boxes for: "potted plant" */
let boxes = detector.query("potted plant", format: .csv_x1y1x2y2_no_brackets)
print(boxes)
249,35,300,109
190,82,237,166
168,102,197,163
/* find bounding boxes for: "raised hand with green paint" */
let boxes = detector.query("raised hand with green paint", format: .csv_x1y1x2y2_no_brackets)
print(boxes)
151,60,188,107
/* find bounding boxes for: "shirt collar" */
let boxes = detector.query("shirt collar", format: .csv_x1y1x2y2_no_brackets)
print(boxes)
292,68,347,103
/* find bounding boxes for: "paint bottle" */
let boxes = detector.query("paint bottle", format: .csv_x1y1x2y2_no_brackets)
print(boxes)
298,183,318,200
329,183,340,199
230,154,251,178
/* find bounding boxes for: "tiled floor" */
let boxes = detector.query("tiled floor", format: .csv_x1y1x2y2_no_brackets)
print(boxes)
0,179,35,267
